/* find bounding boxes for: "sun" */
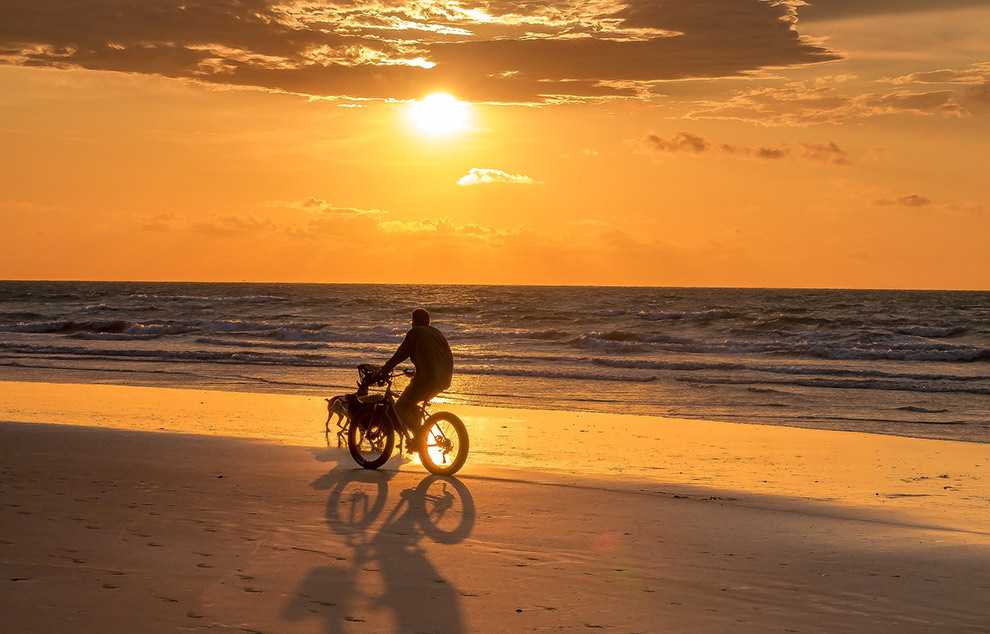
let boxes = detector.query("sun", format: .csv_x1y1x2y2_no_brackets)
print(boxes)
407,93,471,135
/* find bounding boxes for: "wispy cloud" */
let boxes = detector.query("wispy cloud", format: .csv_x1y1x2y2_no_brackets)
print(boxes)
686,80,970,125
965,83,990,105
266,198,385,215
886,61,990,85
796,0,986,21
645,132,710,154
800,141,850,166
456,168,540,186
190,215,277,237
874,194,932,208
643,132,849,165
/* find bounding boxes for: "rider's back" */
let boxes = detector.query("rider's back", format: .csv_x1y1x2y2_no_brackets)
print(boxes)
405,325,453,390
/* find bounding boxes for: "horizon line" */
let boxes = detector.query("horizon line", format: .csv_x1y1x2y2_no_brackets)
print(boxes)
1,279,987,293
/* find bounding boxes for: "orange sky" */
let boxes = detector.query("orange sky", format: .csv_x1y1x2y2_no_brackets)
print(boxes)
1,1,988,288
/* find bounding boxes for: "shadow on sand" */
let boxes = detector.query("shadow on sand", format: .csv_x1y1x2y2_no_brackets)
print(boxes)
283,463,475,633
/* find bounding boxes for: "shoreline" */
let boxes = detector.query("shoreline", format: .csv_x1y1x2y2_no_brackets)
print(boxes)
2,366,985,444
2,379,987,537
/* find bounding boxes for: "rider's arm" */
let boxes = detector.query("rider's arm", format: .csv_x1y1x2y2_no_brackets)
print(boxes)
380,329,415,375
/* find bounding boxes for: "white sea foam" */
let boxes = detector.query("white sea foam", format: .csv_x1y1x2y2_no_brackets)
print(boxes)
127,294,282,304
637,309,733,321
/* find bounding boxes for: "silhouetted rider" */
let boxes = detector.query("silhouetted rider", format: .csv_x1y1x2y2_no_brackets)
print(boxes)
372,308,453,433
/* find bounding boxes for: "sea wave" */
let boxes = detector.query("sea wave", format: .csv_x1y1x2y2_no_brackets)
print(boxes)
637,309,735,321
675,375,990,396
81,302,163,313
508,329,572,341
891,326,965,338
127,293,283,304
70,332,174,341
195,337,327,351
592,357,988,382
2,318,327,337
3,320,131,334
569,329,990,362
593,358,748,372
272,327,401,344
0,311,49,321
0,342,352,368
808,345,990,362
747,314,863,329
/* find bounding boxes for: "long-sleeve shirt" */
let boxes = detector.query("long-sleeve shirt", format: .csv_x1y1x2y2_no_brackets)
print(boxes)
382,325,453,390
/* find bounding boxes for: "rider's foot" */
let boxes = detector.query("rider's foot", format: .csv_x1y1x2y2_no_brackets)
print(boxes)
408,428,423,453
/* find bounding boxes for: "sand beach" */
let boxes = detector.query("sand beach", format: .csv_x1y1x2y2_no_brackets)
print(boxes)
1,380,988,633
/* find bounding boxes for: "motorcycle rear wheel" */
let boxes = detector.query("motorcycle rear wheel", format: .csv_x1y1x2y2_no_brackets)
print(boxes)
348,407,394,469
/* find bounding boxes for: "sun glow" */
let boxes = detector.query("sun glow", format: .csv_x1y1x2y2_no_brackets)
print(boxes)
406,93,471,135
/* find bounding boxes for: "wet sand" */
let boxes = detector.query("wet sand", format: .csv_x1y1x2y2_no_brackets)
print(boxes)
1,381,989,632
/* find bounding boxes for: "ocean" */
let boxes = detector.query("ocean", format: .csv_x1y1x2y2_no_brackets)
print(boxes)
0,281,987,442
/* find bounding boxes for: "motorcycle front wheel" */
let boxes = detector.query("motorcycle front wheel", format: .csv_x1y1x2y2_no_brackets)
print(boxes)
418,412,469,476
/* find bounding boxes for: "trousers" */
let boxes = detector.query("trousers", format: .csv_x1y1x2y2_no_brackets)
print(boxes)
395,378,443,431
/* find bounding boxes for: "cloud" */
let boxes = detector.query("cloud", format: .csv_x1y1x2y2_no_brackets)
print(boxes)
964,83,990,105
377,217,509,239
799,141,850,165
946,201,989,214
0,0,840,103
874,194,932,208
645,131,709,153
266,197,385,215
644,131,849,164
796,0,986,22
456,168,540,186
190,215,278,237
720,143,790,160
687,81,971,125
141,212,178,233
886,62,990,85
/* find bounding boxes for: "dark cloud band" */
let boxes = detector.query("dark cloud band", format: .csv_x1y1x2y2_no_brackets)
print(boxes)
0,0,839,102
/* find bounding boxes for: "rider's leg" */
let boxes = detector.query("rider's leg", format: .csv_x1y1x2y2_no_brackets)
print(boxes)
395,380,436,432
394,390,420,432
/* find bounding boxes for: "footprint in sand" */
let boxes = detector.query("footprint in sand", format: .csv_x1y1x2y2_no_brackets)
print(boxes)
196,563,213,569
101,583,119,589
243,587,263,593
147,542,163,547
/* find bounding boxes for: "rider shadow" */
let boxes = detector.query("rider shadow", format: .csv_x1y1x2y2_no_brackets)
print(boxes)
283,467,475,634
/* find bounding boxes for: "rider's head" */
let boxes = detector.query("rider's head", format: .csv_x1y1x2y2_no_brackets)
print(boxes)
411,308,430,327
